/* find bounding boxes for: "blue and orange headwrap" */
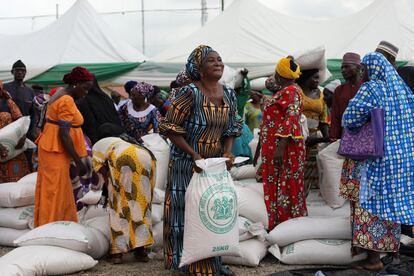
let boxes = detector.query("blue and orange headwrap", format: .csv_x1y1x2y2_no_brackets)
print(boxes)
130,82,155,98
276,57,301,80
185,45,216,81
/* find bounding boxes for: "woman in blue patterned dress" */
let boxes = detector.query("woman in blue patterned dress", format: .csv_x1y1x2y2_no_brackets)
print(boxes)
160,45,242,276
341,52,414,270
118,82,161,142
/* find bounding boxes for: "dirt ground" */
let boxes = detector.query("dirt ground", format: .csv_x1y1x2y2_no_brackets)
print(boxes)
0,246,312,276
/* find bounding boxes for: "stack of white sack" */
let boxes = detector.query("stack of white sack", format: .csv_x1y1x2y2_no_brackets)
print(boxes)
316,141,347,208
0,218,105,274
267,216,366,265
0,173,37,246
141,133,169,250
223,179,269,267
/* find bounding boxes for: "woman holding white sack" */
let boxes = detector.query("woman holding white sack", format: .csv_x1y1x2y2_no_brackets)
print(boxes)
0,82,29,183
160,45,242,276
92,128,156,264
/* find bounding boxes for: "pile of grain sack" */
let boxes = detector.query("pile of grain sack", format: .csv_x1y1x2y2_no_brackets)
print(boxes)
0,172,108,274
0,133,169,275
0,123,361,273
229,132,365,266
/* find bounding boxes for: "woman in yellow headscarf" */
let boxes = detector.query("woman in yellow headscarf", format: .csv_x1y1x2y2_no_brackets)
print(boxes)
255,57,307,230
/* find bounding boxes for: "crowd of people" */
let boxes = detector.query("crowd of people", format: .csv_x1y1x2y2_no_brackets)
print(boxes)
0,39,414,275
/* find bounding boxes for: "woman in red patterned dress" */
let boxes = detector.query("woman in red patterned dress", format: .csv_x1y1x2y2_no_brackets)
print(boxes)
259,57,307,230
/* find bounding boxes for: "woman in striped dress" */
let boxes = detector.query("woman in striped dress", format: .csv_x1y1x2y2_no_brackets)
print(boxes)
160,45,242,276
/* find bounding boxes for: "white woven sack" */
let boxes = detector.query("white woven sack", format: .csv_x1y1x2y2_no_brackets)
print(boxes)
153,187,165,204
235,183,268,229
180,158,240,267
0,205,34,229
17,172,37,185
230,165,256,180
269,239,366,265
0,181,36,208
151,221,163,249
83,215,110,240
238,216,267,242
152,203,164,225
14,221,107,259
266,216,351,247
306,189,350,217
0,116,36,162
141,133,170,190
0,227,29,247
77,205,109,222
77,190,102,205
222,238,268,267
0,245,97,275
317,141,346,208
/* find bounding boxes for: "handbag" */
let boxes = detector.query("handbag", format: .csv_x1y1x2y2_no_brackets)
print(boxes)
337,108,384,160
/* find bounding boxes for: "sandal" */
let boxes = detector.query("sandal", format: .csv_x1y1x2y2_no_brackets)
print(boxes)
133,247,150,262
220,265,235,276
111,253,123,265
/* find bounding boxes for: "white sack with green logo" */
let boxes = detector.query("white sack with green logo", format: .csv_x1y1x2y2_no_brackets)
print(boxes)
179,158,240,267
269,239,366,265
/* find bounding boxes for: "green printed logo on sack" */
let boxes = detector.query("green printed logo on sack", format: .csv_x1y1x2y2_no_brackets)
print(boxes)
199,180,237,234
317,239,347,246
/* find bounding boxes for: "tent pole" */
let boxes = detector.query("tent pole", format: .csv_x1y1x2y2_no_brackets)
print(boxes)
221,0,224,11
141,0,145,55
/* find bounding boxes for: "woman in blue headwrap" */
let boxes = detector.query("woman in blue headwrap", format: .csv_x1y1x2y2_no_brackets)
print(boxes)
160,45,242,276
118,81,162,142
341,52,414,270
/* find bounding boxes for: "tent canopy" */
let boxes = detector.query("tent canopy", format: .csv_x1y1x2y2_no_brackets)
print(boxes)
0,0,146,83
154,0,414,63
148,0,413,82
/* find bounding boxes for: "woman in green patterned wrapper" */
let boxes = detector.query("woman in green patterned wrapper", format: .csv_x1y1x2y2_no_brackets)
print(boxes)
160,45,242,276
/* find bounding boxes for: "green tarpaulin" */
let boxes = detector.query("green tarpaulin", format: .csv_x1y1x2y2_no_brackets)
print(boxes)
27,62,141,86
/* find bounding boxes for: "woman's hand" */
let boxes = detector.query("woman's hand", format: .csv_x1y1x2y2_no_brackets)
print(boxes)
76,160,87,176
223,152,235,170
0,143,8,159
305,137,319,147
15,135,26,149
191,152,203,173
273,148,284,166
273,137,288,166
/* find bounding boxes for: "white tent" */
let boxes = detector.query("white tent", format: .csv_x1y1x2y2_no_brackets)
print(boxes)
0,0,146,82
149,0,414,74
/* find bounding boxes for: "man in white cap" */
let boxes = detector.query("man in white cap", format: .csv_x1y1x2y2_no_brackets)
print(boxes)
323,79,341,111
329,52,362,140
376,40,399,68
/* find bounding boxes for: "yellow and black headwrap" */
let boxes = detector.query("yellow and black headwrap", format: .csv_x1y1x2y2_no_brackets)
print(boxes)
276,57,301,80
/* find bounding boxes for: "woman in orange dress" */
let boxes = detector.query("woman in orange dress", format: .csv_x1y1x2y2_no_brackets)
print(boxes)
34,67,93,227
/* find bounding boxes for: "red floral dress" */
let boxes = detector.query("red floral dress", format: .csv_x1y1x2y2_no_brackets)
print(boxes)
260,85,307,230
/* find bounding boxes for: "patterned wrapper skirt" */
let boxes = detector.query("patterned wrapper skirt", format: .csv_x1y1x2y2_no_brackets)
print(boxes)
340,158,400,254
0,153,30,183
